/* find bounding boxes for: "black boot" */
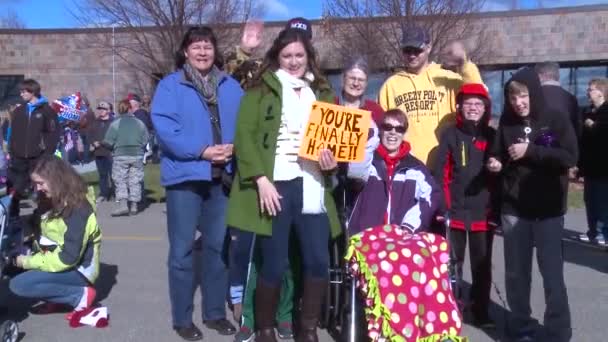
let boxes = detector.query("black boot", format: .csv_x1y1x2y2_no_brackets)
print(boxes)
255,279,280,342
296,278,326,342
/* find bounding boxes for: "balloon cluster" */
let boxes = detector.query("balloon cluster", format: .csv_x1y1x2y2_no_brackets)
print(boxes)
52,92,88,123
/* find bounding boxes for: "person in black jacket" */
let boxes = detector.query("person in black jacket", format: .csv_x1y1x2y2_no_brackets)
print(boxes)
487,67,576,342
535,62,581,140
89,101,115,202
578,78,608,245
434,83,497,329
8,79,59,218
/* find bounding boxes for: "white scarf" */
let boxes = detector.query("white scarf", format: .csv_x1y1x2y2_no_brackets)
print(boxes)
275,69,326,214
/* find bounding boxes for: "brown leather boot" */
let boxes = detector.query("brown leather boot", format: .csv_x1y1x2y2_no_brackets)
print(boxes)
296,278,327,342
255,279,280,342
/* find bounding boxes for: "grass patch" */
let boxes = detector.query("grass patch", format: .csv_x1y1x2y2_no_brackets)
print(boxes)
81,163,165,203
568,182,584,209
79,164,586,209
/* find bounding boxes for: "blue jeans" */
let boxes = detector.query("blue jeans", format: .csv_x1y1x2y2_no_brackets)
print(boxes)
9,270,88,307
166,181,229,327
229,229,255,294
583,178,608,240
95,156,113,199
259,178,330,286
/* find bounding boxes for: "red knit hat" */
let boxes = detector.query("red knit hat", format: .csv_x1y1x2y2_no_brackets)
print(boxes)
456,83,491,126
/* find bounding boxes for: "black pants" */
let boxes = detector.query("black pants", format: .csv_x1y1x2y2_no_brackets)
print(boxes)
8,156,39,217
449,229,494,318
95,156,113,199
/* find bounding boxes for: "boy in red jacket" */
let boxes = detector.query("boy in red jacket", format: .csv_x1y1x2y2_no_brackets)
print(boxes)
434,83,497,328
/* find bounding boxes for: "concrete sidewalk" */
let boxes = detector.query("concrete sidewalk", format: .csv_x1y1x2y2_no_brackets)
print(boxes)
1,202,607,342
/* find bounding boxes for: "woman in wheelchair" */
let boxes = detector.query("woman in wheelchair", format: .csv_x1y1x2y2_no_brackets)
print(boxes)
9,155,101,324
345,109,466,341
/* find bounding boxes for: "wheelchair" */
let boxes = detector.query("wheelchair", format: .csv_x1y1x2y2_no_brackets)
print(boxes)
0,192,22,342
319,199,463,342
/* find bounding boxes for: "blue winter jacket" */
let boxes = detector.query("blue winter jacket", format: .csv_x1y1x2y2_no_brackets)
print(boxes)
151,70,244,186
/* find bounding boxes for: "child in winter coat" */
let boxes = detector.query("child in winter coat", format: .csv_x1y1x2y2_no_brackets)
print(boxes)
434,83,497,328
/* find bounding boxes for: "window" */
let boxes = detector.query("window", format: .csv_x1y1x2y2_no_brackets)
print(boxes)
327,71,390,102
0,75,24,109
573,66,608,106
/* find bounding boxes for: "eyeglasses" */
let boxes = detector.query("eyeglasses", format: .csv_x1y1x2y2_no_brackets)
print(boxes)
380,123,406,134
402,47,425,55
462,102,485,108
345,76,367,84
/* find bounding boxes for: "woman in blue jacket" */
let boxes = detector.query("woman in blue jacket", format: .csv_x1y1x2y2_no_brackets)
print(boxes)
151,26,243,341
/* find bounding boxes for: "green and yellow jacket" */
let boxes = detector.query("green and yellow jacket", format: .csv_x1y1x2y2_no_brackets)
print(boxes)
22,190,102,283
226,71,342,239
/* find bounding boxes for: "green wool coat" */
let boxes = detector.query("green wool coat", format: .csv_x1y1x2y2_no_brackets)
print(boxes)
226,71,342,239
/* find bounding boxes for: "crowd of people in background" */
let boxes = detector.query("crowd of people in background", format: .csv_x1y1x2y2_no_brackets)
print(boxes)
2,15,607,342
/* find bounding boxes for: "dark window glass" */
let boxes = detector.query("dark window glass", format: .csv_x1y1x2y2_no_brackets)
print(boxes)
0,75,24,109
327,72,389,102
574,66,608,106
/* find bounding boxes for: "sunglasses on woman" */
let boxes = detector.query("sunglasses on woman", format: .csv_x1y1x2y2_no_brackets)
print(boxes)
380,123,407,134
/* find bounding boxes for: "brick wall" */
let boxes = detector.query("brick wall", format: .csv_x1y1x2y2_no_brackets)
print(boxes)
0,5,607,107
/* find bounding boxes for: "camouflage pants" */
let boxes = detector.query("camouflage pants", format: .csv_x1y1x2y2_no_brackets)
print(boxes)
112,156,144,202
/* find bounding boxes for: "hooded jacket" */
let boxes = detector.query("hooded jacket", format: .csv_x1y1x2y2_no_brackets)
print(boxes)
347,141,441,236
9,97,60,159
434,83,497,232
378,61,483,167
489,67,578,220
579,102,608,179
22,189,101,283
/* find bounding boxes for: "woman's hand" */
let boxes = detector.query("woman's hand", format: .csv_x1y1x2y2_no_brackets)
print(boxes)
202,145,232,164
256,176,282,216
14,255,26,268
240,21,263,54
318,149,338,171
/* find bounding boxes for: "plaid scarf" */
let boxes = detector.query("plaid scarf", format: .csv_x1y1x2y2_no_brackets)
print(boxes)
183,62,219,105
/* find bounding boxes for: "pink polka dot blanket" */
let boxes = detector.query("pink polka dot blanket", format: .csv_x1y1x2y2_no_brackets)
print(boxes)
345,224,467,342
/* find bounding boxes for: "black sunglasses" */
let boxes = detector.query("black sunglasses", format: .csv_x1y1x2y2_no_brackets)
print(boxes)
380,123,406,134
402,47,424,55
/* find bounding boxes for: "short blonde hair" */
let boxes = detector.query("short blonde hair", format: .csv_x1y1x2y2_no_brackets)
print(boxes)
589,78,608,99
507,80,529,96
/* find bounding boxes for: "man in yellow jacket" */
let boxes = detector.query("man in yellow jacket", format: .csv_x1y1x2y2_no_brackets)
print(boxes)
378,26,484,168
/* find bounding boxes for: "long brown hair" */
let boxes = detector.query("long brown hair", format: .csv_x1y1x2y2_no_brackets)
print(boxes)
249,28,330,91
32,155,89,218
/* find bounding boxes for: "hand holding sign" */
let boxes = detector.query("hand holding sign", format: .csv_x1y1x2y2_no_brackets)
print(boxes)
299,102,371,162
318,149,338,171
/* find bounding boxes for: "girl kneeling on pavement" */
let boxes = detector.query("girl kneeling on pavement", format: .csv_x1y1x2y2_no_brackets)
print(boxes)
227,28,342,342
9,154,101,323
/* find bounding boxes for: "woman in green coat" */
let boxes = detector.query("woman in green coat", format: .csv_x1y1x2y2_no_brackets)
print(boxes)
227,28,341,342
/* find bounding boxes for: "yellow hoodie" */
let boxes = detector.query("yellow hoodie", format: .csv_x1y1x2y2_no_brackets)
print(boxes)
378,61,483,167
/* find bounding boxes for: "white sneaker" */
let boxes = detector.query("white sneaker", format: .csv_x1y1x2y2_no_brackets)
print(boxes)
579,234,591,242
597,235,606,246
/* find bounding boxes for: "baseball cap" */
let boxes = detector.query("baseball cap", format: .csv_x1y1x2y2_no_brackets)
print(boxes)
96,101,111,110
400,25,431,49
127,93,141,102
285,17,312,40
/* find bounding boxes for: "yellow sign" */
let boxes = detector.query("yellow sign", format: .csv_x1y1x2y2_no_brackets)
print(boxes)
299,101,371,162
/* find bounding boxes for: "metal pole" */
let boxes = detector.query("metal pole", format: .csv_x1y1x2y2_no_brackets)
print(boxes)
112,25,116,109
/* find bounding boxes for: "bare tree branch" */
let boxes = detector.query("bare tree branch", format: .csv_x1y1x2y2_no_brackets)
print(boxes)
70,0,264,80
322,0,492,71
0,8,26,29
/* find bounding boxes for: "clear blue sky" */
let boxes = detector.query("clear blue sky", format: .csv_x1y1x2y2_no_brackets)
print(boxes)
0,0,605,29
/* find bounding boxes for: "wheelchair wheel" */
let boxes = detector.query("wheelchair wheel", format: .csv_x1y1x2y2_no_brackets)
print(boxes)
0,320,18,342
320,239,343,329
